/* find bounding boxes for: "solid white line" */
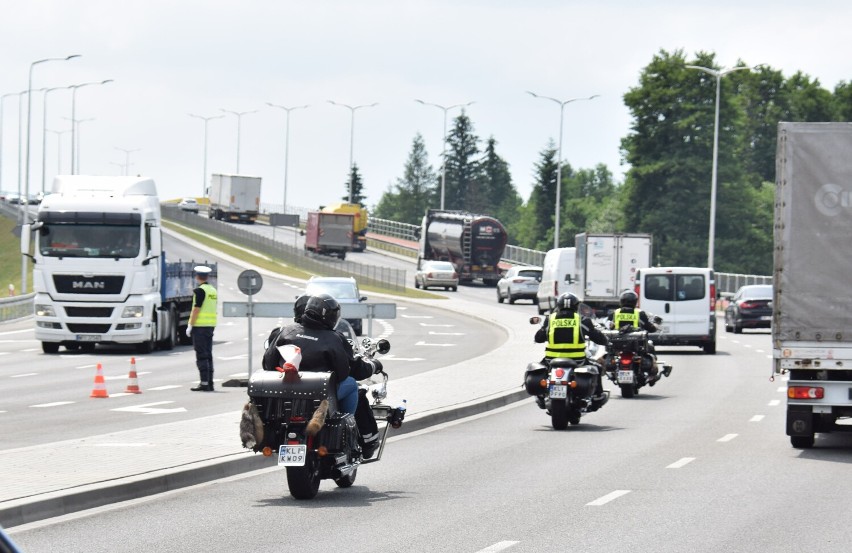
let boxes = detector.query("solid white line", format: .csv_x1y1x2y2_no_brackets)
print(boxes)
475,542,519,553
750,415,765,422
717,433,739,442
10,373,38,378
92,443,153,447
776,387,786,393
768,399,781,406
0,410,7,414
21,348,38,352
109,392,136,398
0,328,33,336
148,385,182,391
218,354,247,360
587,490,631,506
666,457,696,469
76,364,97,370
31,401,76,408
0,352,10,356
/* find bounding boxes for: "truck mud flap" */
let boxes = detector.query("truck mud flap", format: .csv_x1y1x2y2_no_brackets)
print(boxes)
786,405,814,437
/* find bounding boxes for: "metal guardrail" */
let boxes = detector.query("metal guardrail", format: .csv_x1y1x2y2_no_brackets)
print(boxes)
715,272,773,296
162,206,407,291
0,293,34,323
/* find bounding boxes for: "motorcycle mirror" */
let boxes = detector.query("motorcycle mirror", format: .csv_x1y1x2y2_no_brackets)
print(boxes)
529,316,541,325
376,339,391,354
653,316,663,324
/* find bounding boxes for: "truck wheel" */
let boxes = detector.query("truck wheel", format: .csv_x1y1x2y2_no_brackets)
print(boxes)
791,435,815,449
703,341,716,354
339,251,346,261
734,323,743,334
161,308,178,351
137,317,157,354
42,342,60,354
451,286,457,292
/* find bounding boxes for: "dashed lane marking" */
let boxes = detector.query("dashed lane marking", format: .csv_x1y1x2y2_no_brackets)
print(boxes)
0,352,10,356
104,371,151,381
92,443,152,447
587,490,631,506
475,542,519,552
111,401,187,414
0,328,34,336
402,314,433,319
717,434,739,442
75,364,97,370
110,392,137,398
21,348,38,352
756,349,765,353
419,323,454,327
750,415,765,422
415,341,455,347
428,331,465,336
10,373,38,378
381,355,425,362
769,399,781,406
218,354,248,360
148,385,182,391
766,355,773,359
31,401,76,408
667,457,696,469
744,344,752,348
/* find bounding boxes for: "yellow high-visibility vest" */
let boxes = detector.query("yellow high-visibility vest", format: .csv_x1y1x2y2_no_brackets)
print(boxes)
545,313,585,359
613,308,640,330
194,283,218,327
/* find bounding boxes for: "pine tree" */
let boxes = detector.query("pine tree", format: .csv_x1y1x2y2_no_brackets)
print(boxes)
372,134,437,225
343,164,366,207
443,110,482,211
480,137,522,228
525,142,558,250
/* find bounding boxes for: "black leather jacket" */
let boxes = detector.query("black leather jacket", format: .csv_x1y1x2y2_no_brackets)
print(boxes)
262,322,373,382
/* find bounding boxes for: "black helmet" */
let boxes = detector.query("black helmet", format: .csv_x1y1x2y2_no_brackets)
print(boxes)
293,295,310,323
620,290,638,308
556,293,580,312
302,294,341,330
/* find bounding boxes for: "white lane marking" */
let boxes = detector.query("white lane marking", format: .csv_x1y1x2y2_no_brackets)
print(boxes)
768,399,781,406
667,457,696,469
776,387,786,393
475,542,519,552
21,348,38,352
31,401,76,408
766,355,773,359
104,371,151,381
428,331,465,336
381,355,425,361
743,344,752,349
402,315,433,319
111,401,187,414
415,341,455,347
587,490,631,506
0,328,34,336
10,373,38,378
148,385,182,391
0,352,10,356
92,443,152,447
731,340,740,344
76,364,97,370
0,410,7,414
717,434,739,442
109,392,137,398
756,349,765,353
419,323,454,327
218,354,247,360
750,415,765,422
229,373,249,378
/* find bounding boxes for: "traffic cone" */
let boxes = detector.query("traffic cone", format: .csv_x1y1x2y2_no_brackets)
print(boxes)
124,357,142,394
90,363,109,398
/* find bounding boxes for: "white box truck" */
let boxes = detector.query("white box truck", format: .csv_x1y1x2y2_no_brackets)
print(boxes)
575,233,652,315
207,173,261,223
774,122,852,449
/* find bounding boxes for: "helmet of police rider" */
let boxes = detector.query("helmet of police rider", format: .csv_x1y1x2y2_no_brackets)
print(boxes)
556,292,580,313
619,290,638,309
302,294,341,330
293,295,310,323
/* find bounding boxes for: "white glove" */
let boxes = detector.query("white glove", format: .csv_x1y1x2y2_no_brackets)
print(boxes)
186,325,193,337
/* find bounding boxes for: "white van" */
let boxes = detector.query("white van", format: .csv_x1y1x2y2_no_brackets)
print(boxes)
536,247,578,315
634,267,717,354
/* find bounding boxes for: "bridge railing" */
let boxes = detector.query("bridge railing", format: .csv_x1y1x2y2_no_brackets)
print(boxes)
0,293,34,323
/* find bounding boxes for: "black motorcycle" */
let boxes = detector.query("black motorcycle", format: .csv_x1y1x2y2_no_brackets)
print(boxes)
600,324,672,398
239,337,405,499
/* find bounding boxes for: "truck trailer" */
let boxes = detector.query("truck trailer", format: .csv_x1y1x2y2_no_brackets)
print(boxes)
22,176,216,354
773,122,852,449
575,232,652,315
321,203,368,252
304,211,355,259
417,209,508,286
207,173,261,223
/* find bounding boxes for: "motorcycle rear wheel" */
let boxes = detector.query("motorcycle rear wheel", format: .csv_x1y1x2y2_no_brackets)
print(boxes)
286,454,322,500
620,384,636,399
550,400,569,430
334,468,358,488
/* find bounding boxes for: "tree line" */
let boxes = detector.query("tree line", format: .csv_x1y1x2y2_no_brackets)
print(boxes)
363,48,852,274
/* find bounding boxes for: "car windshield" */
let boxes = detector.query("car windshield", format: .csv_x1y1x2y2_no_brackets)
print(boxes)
425,262,454,271
39,223,141,259
182,199,197,204
306,281,358,300
742,285,772,299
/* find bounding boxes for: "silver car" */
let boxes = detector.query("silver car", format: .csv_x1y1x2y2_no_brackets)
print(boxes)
305,276,367,335
414,260,459,291
497,266,542,304
178,198,199,213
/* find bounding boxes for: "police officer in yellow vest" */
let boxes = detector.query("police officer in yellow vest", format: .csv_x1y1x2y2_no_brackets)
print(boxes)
187,265,217,392
535,292,609,396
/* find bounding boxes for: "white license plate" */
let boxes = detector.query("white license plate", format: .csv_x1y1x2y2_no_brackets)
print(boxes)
617,370,635,384
550,384,567,399
760,316,772,321
277,445,307,466
76,334,100,342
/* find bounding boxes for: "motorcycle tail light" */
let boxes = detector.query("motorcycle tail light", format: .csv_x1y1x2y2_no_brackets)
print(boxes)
287,440,300,445
569,381,577,389
620,355,633,365
289,416,305,422
540,379,548,388
262,447,272,457
788,386,824,399
555,368,565,378
317,446,328,457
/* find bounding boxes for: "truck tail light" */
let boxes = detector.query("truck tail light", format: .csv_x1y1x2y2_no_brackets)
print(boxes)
427,273,433,278
788,386,824,399
634,283,641,307
710,283,716,311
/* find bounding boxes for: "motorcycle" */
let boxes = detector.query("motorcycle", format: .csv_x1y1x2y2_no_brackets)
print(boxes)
239,337,405,499
523,315,609,429
600,318,672,398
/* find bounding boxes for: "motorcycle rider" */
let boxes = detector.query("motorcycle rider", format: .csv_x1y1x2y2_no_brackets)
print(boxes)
535,292,609,399
607,290,659,376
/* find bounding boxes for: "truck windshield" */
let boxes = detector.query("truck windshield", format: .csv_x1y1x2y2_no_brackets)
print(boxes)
39,224,141,258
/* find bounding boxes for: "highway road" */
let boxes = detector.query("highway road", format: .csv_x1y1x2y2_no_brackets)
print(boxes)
12,329,852,553
0,232,504,449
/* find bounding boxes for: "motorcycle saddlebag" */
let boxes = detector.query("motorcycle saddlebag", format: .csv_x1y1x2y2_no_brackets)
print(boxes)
318,412,359,453
248,370,339,423
572,366,599,397
524,362,548,396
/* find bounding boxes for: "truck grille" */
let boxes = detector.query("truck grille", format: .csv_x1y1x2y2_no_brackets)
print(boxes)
64,307,114,318
67,323,111,333
54,275,125,294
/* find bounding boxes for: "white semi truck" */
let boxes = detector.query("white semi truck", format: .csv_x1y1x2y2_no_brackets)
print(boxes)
22,176,215,354
774,122,852,449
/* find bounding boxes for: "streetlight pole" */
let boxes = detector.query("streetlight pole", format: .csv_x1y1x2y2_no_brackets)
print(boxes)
220,109,257,173
46,129,70,175
188,113,224,197
41,86,71,193
0,91,25,195
527,91,599,249
115,147,140,176
109,161,126,175
686,64,754,269
414,99,475,210
328,100,378,204
69,79,113,175
68,117,95,174
267,102,308,213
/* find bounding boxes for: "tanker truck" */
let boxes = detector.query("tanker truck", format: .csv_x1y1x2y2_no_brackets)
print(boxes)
417,209,508,286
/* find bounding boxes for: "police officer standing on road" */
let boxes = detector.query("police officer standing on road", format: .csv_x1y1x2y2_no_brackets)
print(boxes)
187,265,217,392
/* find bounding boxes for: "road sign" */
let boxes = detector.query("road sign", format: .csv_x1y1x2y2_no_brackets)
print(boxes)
223,302,396,320
237,270,263,296
269,213,300,227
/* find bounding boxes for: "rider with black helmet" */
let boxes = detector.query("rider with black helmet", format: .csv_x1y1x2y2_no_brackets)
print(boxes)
608,290,658,333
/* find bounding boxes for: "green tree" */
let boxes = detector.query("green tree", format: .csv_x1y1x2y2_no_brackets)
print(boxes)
372,133,437,225
443,110,482,211
519,142,559,250
343,164,366,207
480,136,522,228
835,81,852,120
558,163,618,245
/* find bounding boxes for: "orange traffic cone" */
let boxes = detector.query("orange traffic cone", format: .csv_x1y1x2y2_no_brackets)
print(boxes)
90,363,109,398
124,357,142,394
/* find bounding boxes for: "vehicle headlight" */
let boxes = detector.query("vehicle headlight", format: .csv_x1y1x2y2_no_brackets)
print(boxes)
122,306,145,318
35,304,56,317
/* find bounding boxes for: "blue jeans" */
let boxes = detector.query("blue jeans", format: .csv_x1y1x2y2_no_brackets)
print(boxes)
337,376,358,415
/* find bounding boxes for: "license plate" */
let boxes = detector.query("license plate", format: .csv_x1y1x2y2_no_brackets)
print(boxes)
617,370,635,384
760,316,772,321
277,445,307,466
550,384,567,399
76,334,100,342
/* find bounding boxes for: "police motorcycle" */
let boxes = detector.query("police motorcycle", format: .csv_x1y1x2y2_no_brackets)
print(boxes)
523,304,609,430
600,316,672,398
239,335,405,500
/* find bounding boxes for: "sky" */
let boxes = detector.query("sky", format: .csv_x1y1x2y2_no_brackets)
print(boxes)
0,0,850,213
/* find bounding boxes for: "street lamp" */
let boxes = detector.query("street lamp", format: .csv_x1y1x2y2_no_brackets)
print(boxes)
220,109,257,173
109,161,127,175
188,113,224,197
41,86,71,193
414,99,475,210
327,100,378,204
46,129,71,175
0,90,26,194
267,102,308,214
115,147,140,176
527,91,599,249
686,64,755,269
69,79,113,174
65,117,95,174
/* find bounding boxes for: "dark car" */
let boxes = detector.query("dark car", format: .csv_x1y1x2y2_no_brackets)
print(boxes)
725,284,773,333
